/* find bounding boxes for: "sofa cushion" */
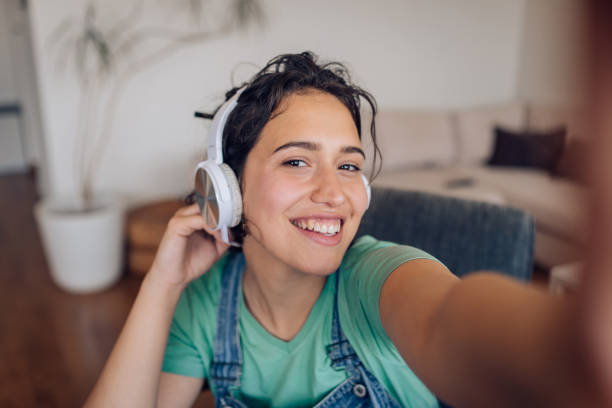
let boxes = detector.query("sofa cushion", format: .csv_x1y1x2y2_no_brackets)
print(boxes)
456,103,526,165
488,126,566,172
372,167,506,205
374,110,456,172
464,166,588,243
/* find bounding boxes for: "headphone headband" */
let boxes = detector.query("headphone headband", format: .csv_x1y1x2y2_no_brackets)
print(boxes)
207,88,245,164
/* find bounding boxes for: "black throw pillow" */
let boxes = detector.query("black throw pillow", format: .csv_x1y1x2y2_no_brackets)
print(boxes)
488,126,566,172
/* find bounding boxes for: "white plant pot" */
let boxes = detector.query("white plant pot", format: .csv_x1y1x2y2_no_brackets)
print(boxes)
34,196,125,294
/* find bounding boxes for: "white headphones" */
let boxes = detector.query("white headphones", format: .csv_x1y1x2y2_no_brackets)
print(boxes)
194,87,371,245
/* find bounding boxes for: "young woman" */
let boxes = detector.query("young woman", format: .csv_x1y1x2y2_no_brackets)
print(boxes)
85,52,610,407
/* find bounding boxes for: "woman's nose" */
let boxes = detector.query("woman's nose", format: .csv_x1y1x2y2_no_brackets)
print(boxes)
310,167,346,207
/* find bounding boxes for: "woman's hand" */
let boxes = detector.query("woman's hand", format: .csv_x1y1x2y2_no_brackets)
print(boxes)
146,203,230,290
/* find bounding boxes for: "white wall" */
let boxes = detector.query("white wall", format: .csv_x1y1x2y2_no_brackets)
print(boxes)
29,0,528,206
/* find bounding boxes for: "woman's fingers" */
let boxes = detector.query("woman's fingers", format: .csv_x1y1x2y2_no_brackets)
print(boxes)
168,207,228,245
175,202,201,216
167,213,210,237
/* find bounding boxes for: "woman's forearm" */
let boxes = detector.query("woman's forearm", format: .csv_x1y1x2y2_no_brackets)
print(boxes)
428,273,602,407
83,275,184,408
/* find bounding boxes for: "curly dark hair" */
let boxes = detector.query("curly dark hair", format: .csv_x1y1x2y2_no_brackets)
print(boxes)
187,51,381,245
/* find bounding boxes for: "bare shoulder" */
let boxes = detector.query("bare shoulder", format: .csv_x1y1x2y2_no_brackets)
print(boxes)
380,258,458,315
379,259,458,367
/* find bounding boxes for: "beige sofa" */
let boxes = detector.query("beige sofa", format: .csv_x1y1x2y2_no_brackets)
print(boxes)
363,103,588,269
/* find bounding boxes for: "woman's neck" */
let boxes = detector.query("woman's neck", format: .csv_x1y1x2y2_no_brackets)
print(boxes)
241,240,327,342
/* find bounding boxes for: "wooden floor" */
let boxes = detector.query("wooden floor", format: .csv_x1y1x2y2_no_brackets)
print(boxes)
0,172,214,407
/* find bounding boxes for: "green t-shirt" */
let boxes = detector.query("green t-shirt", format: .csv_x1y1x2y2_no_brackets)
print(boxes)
162,235,441,407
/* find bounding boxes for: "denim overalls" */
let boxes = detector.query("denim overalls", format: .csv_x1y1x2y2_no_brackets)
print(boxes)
209,253,403,408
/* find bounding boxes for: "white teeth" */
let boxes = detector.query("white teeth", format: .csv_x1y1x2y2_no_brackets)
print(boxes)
293,219,341,236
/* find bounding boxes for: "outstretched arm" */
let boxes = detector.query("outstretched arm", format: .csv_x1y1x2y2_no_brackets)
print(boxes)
380,260,603,407
386,5,612,406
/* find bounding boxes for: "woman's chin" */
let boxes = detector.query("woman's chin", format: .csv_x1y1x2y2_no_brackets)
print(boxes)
288,253,344,276
242,227,352,276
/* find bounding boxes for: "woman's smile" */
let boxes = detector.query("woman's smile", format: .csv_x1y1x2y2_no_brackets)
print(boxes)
290,215,345,246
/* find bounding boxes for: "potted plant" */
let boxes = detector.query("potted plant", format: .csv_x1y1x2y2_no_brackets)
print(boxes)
34,0,264,293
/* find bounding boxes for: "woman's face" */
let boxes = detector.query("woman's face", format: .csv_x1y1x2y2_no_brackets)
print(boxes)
241,90,369,276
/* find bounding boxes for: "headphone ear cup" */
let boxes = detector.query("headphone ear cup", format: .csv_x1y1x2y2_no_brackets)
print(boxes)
220,163,243,227
361,173,371,210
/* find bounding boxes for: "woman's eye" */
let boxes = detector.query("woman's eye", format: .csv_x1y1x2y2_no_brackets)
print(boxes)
339,163,360,171
283,159,307,167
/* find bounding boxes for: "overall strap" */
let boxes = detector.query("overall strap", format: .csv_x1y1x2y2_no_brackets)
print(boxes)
325,269,403,408
210,253,245,399
325,270,362,378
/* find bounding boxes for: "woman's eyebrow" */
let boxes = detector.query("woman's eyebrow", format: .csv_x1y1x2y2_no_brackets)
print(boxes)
273,141,366,159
